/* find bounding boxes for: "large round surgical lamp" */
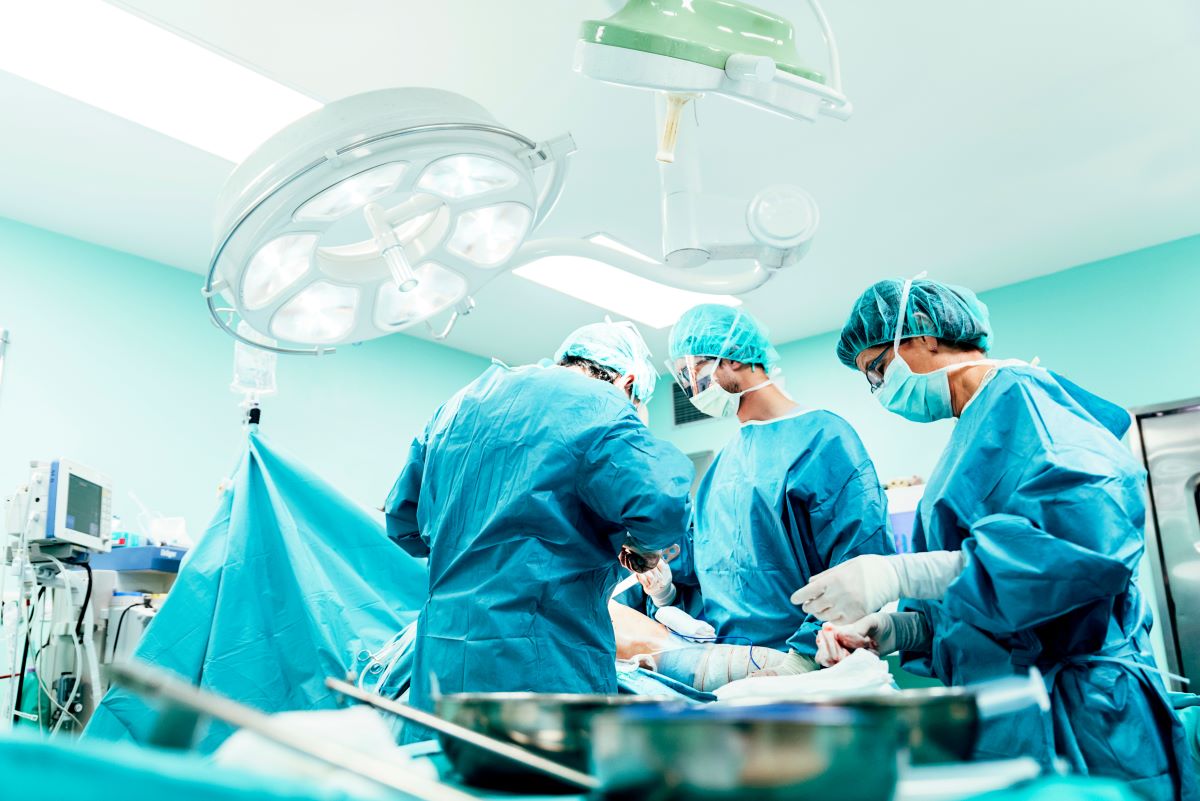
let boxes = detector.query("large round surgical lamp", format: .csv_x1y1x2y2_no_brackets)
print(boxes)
206,88,575,355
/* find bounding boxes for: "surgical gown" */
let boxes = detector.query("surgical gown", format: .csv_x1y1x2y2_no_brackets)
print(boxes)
901,366,1197,801
691,410,893,655
385,363,693,715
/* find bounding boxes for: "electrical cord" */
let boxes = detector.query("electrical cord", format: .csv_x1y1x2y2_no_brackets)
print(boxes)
51,561,94,735
75,562,92,639
35,641,81,732
11,586,45,723
110,597,151,662
36,556,89,735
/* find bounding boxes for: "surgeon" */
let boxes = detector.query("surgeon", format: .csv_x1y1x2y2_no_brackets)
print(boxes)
667,304,893,676
385,321,693,725
800,277,1197,801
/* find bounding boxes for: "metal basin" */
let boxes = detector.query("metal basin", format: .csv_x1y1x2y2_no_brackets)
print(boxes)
590,702,901,801
435,692,677,793
835,687,979,764
728,687,980,764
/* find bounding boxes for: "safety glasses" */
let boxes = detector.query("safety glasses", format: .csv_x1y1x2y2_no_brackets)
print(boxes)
865,345,892,394
667,355,717,399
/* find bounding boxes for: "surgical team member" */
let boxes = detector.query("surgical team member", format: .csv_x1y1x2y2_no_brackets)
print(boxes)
385,321,693,721
801,277,1197,801
667,304,894,675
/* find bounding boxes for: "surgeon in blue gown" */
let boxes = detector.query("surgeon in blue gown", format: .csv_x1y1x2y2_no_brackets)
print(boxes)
800,278,1197,801
384,320,693,721
667,304,894,675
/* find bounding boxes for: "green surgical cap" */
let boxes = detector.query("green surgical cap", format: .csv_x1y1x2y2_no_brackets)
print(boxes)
555,320,659,402
669,304,779,370
836,278,992,368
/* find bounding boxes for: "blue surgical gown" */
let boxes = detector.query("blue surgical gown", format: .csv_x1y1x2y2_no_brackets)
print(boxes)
691,410,894,655
901,367,1198,801
385,363,693,715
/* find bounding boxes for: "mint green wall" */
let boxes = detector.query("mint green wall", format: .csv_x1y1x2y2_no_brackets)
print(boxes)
0,217,490,540
651,234,1200,480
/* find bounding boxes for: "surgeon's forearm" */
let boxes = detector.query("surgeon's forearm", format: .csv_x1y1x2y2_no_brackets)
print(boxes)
889,611,932,654
890,550,965,600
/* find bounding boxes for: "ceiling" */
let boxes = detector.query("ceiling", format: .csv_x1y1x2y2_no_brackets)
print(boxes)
2,0,1199,363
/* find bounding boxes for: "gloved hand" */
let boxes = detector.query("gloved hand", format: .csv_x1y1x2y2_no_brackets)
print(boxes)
815,612,932,667
653,605,714,639
637,560,677,607
790,554,900,625
748,650,819,678
815,614,894,667
619,544,661,574
792,551,966,624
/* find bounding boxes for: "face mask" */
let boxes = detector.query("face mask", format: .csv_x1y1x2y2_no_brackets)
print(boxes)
689,362,772,418
875,279,992,422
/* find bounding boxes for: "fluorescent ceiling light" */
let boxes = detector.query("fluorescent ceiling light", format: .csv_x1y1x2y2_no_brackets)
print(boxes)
0,0,321,162
513,236,741,329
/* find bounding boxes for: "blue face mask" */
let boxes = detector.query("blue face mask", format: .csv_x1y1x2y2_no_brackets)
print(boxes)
876,352,956,422
875,278,991,423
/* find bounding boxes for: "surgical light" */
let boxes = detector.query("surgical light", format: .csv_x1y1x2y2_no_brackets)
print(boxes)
206,88,575,355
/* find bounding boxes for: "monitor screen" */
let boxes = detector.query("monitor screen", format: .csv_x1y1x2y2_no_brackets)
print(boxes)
65,474,103,537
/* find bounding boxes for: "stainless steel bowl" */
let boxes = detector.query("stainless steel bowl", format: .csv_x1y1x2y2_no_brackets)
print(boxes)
435,692,679,793
590,703,901,801
725,687,979,764
840,687,978,764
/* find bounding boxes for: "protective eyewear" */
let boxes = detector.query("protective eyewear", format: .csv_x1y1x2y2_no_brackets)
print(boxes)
865,345,892,394
667,355,717,399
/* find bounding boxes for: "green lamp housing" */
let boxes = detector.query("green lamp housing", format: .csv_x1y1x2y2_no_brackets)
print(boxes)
580,0,824,85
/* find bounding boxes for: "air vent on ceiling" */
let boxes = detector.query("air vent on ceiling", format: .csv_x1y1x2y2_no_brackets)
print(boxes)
672,383,708,426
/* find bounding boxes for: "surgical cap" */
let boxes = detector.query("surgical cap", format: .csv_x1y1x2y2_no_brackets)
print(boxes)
836,278,992,368
555,320,659,403
669,304,779,370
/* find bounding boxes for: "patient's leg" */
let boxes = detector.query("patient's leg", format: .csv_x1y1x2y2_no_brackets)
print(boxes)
608,601,787,692
609,600,673,660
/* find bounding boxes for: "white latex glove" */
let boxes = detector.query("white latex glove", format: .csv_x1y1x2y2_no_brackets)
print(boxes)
890,550,966,600
637,560,676,607
793,551,967,624
791,554,901,624
815,614,895,667
815,612,932,668
653,605,715,639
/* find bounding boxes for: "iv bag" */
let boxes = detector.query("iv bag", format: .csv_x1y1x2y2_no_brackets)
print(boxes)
231,321,278,397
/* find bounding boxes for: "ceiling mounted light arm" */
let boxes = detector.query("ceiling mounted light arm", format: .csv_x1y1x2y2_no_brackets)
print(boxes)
805,0,842,95
511,237,773,296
